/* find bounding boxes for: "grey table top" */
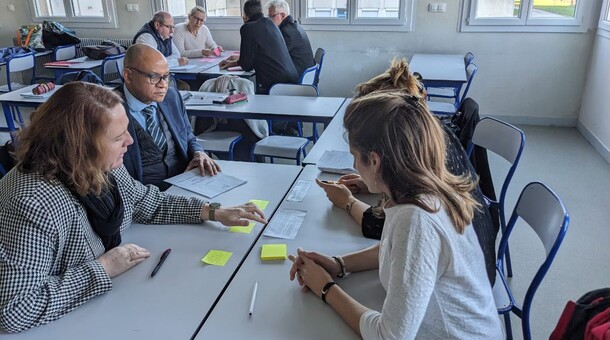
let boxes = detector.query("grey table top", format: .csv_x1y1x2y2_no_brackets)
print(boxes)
4,161,302,339
409,54,467,82
43,56,103,70
184,91,347,124
303,98,351,165
196,165,385,340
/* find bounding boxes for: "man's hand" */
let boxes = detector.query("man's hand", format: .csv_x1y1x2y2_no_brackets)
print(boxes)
178,57,189,66
202,49,213,57
219,58,238,70
185,151,221,176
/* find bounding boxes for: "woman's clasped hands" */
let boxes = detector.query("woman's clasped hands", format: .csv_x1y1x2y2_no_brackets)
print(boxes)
288,248,340,298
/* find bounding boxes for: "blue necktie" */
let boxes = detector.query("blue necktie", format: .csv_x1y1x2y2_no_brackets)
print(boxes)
141,105,167,151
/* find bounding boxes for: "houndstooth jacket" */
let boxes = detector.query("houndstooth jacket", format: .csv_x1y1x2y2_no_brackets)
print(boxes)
0,166,206,333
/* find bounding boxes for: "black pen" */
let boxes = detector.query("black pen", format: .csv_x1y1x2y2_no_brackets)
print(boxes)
150,248,171,278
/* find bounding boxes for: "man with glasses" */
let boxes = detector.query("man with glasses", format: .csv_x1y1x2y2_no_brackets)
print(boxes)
266,0,315,79
173,6,223,58
133,11,189,68
119,44,220,190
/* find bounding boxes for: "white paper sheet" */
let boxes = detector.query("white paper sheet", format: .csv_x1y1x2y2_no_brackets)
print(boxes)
317,150,356,175
263,209,307,239
164,169,247,198
286,180,311,202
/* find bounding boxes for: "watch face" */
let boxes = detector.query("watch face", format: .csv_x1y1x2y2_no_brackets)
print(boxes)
210,203,221,209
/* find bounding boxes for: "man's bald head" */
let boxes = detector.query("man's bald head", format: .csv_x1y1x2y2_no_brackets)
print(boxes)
124,43,167,70
123,44,170,104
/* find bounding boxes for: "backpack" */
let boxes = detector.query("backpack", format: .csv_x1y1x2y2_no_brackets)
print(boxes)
550,288,610,340
17,24,45,51
82,40,126,60
59,70,104,85
42,21,80,49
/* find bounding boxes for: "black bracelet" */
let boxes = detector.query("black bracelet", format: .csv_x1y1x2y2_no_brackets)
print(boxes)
332,256,346,278
321,281,338,304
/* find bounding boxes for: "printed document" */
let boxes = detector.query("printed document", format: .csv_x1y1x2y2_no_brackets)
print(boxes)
286,180,311,202
183,91,227,105
164,169,246,198
263,209,307,239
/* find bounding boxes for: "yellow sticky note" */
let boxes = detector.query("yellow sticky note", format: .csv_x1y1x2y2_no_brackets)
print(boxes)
249,199,269,210
228,199,269,233
229,222,255,233
261,244,287,261
201,250,232,266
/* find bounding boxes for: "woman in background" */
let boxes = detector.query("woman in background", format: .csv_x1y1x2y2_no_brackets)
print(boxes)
173,6,222,58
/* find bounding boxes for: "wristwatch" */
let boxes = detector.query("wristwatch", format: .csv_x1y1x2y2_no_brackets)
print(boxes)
208,202,221,221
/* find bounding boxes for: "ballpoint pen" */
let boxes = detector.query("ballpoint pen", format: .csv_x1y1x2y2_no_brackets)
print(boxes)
150,248,171,278
249,281,258,316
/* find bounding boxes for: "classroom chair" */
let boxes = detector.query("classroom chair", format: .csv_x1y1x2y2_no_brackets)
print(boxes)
299,64,318,86
36,45,78,82
0,52,36,128
464,51,475,66
250,84,313,165
314,48,326,88
467,117,525,278
427,63,478,115
101,53,125,85
493,182,569,340
271,82,320,141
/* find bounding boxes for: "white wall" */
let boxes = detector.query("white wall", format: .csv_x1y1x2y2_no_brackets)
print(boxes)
0,0,599,125
577,28,610,163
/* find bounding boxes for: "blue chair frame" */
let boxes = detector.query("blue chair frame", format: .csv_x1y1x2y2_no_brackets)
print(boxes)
2,52,36,128
313,48,325,88
100,53,125,85
494,182,569,340
467,117,525,278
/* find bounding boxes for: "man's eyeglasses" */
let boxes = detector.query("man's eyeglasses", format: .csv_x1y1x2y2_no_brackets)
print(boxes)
127,66,174,85
269,13,283,18
160,22,175,30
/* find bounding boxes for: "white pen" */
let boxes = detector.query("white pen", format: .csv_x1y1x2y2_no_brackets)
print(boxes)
248,281,258,316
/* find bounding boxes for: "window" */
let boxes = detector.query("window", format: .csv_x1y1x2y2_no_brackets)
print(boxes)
460,0,595,32
155,0,414,31
28,0,117,28
300,0,413,30
599,0,610,35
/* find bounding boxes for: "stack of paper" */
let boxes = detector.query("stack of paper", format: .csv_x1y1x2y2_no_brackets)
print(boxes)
164,169,246,198
20,89,58,99
317,150,356,175
263,209,307,240
170,64,197,71
261,244,287,261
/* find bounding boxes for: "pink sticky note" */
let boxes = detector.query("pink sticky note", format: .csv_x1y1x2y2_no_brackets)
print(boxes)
213,47,222,56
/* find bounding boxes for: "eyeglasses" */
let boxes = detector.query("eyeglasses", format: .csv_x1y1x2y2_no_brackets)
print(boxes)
190,16,205,23
127,66,174,85
269,13,283,18
160,22,175,30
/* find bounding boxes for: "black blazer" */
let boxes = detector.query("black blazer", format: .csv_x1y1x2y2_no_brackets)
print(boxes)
279,15,315,78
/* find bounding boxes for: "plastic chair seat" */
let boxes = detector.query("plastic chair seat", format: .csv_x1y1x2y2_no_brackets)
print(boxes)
427,87,457,98
253,136,309,159
427,101,457,115
196,131,242,157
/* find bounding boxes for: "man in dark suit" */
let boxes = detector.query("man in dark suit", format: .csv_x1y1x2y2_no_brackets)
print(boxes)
266,0,315,79
120,44,220,190
219,0,298,95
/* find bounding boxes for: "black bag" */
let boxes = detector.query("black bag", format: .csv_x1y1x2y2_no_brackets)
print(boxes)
42,21,80,49
59,70,104,85
82,40,126,60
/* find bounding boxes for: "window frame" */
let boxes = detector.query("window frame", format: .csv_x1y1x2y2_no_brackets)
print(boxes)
154,0,414,32
460,0,594,33
27,0,118,28
599,0,610,36
299,0,414,31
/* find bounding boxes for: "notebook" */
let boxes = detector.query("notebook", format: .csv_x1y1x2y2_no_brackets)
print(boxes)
317,150,357,175
183,92,227,105
43,61,82,67
164,169,246,198
227,66,243,72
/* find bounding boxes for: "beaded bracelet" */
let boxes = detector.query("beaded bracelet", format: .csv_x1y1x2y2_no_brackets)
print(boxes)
332,256,346,278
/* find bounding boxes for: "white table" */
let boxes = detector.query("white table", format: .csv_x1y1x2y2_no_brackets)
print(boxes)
2,161,302,339
196,165,385,339
43,56,104,82
0,84,62,134
184,92,347,126
303,98,351,165
409,54,467,88
171,50,253,81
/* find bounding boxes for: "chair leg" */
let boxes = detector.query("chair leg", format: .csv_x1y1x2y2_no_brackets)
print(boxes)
503,313,513,340
505,246,514,277
312,124,319,143
296,122,303,137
